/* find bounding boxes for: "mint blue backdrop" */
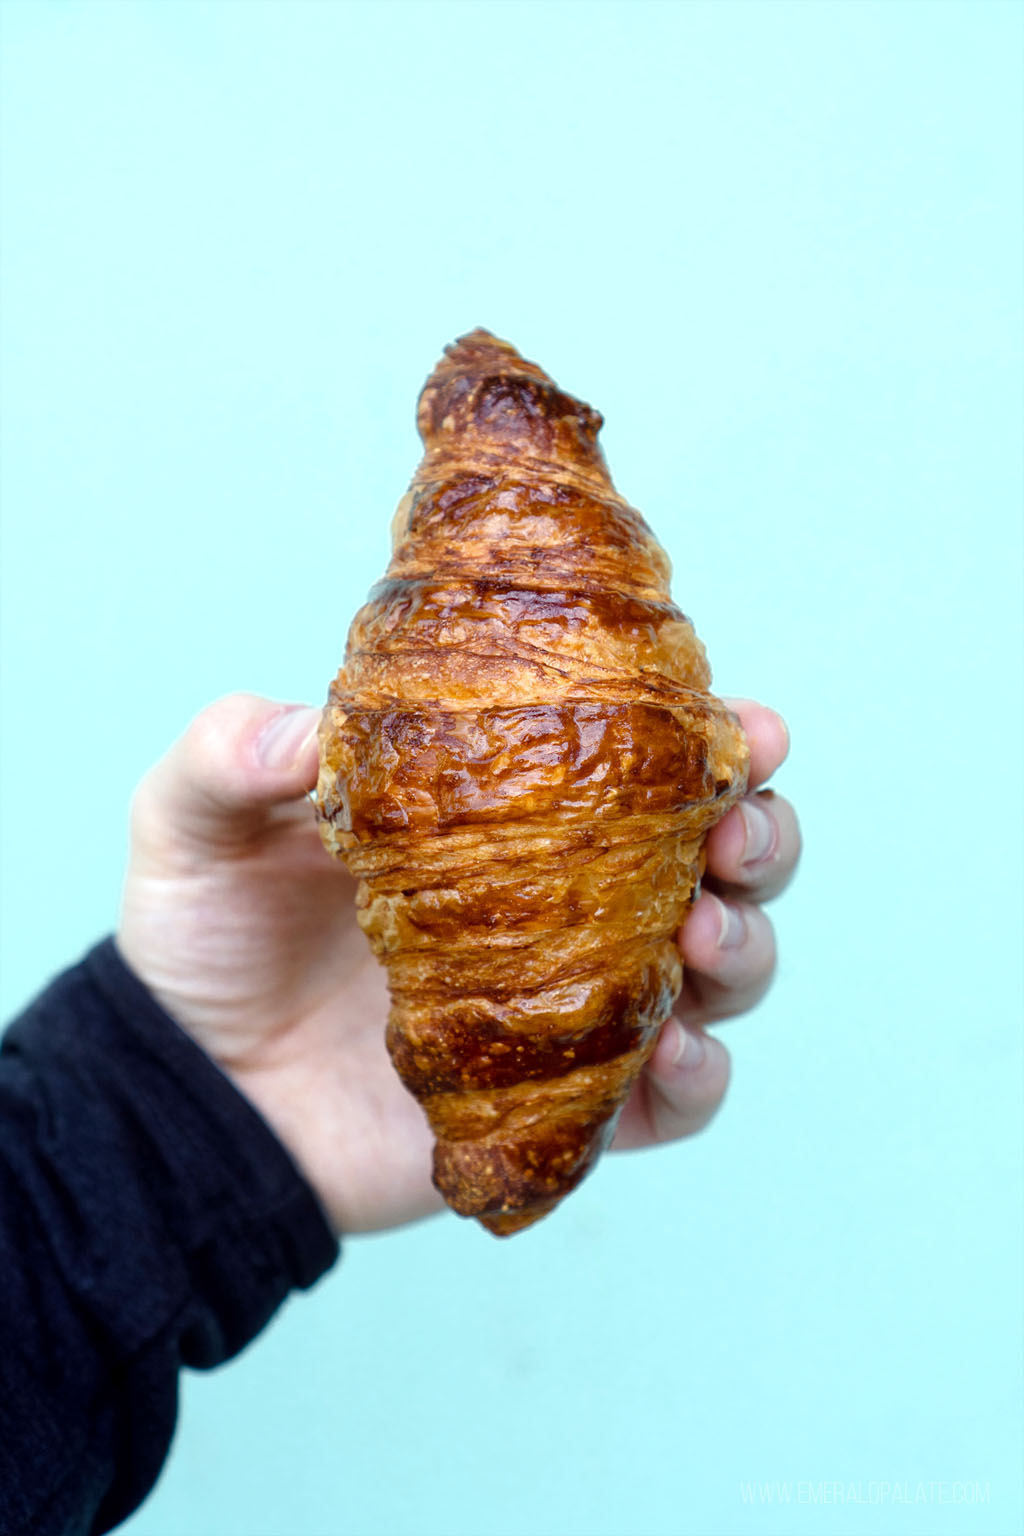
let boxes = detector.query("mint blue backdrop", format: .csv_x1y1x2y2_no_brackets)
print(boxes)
1,3,1021,1534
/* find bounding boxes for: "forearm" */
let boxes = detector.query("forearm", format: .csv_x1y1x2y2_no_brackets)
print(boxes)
0,941,338,1534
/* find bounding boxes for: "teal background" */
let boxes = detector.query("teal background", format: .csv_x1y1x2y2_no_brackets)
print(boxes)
1,3,1022,1534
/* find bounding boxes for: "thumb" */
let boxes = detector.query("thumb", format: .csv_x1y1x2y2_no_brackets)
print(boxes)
136,693,322,847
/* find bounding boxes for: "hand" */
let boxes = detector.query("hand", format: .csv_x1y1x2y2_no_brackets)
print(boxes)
611,699,799,1150
117,694,799,1234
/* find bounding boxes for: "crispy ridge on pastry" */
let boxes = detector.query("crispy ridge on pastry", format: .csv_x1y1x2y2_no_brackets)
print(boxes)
316,329,749,1236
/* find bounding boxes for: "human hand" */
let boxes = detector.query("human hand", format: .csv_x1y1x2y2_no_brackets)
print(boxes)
117,695,799,1234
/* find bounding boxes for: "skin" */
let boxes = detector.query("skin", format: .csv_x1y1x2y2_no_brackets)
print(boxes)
118,694,801,1234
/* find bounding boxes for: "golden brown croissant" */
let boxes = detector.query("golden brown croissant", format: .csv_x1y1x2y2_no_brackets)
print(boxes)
315,329,749,1236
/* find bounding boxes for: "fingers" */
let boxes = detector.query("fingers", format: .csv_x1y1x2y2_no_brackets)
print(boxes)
702,788,801,903
701,703,799,902
677,891,777,1023
612,876,781,1152
670,701,795,1023
134,693,322,849
612,1020,731,1149
606,702,793,1154
723,699,789,790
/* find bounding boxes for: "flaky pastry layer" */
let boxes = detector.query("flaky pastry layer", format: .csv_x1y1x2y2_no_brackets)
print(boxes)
316,329,748,1235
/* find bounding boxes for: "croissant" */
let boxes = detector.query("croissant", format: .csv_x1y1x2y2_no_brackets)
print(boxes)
315,329,749,1236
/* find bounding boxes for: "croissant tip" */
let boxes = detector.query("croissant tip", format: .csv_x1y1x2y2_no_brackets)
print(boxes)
440,327,524,369
478,1200,560,1237
416,328,608,476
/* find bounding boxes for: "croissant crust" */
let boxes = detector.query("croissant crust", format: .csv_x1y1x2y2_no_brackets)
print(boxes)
316,329,748,1235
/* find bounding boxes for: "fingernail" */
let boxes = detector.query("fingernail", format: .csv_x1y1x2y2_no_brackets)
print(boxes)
711,893,747,950
256,706,321,770
740,798,777,867
669,1021,707,1072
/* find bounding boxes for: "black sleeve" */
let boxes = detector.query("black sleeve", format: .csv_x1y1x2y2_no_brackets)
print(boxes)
0,939,340,1535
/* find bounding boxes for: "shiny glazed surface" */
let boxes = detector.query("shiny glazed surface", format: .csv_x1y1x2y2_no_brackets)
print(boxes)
316,330,748,1235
